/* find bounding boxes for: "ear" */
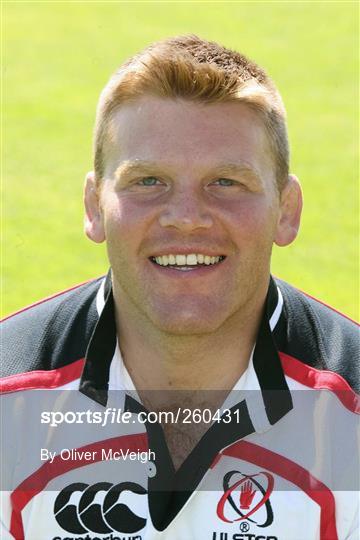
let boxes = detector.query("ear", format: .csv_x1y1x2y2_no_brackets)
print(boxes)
274,174,303,247
84,171,105,243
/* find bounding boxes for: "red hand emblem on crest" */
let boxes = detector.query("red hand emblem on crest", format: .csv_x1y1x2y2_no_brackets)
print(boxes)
239,479,256,509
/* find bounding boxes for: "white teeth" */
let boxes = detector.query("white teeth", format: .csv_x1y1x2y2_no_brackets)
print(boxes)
186,254,197,265
176,254,187,265
152,254,224,266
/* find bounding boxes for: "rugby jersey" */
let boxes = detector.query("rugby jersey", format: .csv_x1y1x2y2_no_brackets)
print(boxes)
1,273,359,540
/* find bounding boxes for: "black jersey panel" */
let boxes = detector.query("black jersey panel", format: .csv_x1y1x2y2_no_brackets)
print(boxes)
1,278,102,377
275,279,359,393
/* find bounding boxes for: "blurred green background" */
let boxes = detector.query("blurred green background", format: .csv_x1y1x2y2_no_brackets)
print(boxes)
3,1,359,319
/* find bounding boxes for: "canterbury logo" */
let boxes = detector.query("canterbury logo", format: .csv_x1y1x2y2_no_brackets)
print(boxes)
54,481,147,534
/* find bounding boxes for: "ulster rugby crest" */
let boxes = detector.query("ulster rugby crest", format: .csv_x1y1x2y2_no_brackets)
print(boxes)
217,470,274,528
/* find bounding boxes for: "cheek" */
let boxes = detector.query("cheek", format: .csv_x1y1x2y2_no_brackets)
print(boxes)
216,197,277,242
102,195,156,252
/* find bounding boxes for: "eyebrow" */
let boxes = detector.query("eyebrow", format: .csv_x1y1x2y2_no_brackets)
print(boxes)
210,163,262,182
114,160,164,180
114,159,262,183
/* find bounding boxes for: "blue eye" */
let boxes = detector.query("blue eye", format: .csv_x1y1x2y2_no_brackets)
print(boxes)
139,177,160,186
215,178,236,187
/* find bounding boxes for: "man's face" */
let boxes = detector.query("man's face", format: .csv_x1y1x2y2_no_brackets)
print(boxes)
86,97,298,335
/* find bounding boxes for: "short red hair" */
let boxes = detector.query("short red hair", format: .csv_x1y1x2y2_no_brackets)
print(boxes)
94,35,289,189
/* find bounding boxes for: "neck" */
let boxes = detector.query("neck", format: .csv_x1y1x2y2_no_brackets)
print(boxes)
113,284,268,393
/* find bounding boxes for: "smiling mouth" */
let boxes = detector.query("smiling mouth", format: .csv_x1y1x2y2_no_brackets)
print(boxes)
150,253,226,270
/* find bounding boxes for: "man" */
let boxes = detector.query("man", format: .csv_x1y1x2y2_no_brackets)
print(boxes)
1,35,359,540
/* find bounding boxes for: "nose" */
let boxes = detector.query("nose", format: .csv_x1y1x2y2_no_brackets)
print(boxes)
158,187,213,232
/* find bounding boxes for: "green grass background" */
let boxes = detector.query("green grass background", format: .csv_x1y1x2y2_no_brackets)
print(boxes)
3,1,359,319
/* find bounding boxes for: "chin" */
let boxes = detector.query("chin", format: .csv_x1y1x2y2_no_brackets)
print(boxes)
147,306,226,336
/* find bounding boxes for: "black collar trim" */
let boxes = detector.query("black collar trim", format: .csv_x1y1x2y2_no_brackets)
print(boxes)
79,271,115,405
253,279,293,425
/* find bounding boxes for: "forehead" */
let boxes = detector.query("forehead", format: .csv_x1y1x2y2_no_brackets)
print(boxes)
104,97,273,179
